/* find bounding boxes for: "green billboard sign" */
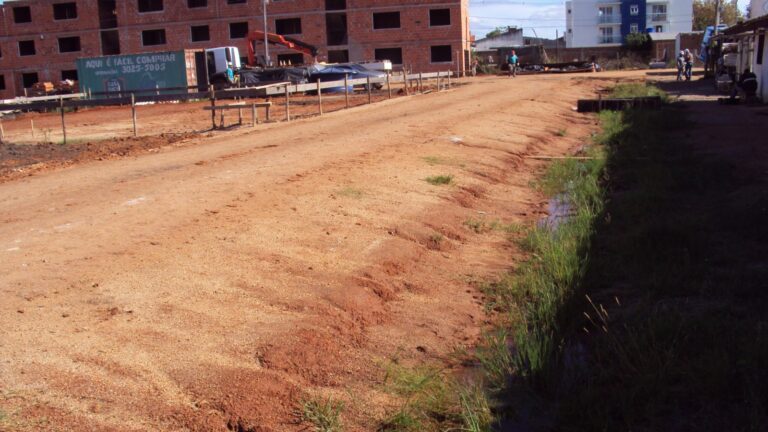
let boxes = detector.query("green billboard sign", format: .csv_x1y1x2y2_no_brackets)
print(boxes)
76,51,191,98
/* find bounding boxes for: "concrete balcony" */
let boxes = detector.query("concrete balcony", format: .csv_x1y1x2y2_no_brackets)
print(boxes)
598,14,622,24
598,35,623,44
647,13,668,22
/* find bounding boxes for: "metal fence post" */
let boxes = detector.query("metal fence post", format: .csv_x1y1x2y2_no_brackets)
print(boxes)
59,96,67,145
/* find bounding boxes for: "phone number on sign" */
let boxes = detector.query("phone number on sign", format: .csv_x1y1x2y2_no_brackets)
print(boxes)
121,63,167,73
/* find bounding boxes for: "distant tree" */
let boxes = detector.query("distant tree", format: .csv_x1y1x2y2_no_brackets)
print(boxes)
693,0,743,30
624,32,652,51
485,26,507,38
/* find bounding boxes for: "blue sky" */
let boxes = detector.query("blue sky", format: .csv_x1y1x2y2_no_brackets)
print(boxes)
469,0,751,39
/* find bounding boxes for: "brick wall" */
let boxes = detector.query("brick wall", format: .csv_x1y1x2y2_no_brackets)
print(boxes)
0,0,469,99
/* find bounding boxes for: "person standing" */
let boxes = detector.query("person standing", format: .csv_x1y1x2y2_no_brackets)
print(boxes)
676,51,685,81
507,50,519,78
683,49,694,81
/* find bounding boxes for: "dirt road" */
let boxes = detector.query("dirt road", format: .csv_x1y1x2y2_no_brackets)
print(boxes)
0,73,615,431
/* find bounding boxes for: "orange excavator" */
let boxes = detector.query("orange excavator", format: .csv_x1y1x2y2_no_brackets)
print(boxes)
245,30,319,66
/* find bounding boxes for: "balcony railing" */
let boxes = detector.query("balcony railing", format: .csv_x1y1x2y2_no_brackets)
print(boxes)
598,14,622,24
647,13,668,22
598,35,623,44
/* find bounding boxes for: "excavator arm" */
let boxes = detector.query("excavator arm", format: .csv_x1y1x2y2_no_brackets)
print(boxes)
246,30,319,66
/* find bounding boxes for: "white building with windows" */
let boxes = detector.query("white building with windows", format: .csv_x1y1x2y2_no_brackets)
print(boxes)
565,0,693,48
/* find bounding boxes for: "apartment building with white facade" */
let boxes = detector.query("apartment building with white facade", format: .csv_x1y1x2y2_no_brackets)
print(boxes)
565,0,693,48
751,0,768,17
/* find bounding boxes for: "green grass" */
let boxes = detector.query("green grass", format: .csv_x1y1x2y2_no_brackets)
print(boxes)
609,82,668,101
555,128,567,137
337,187,364,199
422,156,447,166
464,218,522,235
425,175,453,186
299,395,345,432
378,361,492,432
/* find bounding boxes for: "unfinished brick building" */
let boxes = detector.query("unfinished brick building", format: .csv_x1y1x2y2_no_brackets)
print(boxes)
0,0,471,98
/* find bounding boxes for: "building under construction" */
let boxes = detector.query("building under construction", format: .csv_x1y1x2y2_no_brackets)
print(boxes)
0,0,471,98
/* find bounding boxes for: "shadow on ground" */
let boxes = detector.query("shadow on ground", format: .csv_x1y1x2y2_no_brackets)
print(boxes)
555,78,768,430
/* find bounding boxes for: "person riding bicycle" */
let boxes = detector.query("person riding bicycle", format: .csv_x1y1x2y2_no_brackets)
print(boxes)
683,49,694,81
507,50,519,78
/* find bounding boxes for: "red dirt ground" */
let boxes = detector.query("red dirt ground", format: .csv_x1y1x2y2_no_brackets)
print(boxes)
0,72,640,431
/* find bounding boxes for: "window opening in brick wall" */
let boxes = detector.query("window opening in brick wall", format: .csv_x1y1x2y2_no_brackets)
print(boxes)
429,9,451,26
230,22,249,38
375,47,402,65
98,0,118,29
325,0,346,11
191,25,210,42
13,7,32,23
19,40,36,56
326,13,347,45
59,36,82,52
276,18,302,35
0,75,5,91
61,69,79,81
277,53,304,65
328,49,349,63
373,12,400,29
142,29,167,46
101,30,121,54
138,0,163,13
53,2,78,20
22,72,39,88
430,45,452,63
227,0,246,4
188,0,207,7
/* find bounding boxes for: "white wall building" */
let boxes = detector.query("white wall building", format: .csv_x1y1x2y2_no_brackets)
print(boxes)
565,0,693,48
751,0,768,17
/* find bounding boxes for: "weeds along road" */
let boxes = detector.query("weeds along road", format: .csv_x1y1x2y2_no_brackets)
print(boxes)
0,73,616,430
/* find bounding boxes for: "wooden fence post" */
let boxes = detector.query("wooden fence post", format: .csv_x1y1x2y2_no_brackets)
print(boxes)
367,76,372,104
252,103,257,127
344,75,350,109
31,119,35,138
285,85,291,121
209,85,216,130
403,70,409,96
386,73,392,99
418,72,423,93
448,71,452,88
60,96,67,145
131,93,137,137
317,79,323,115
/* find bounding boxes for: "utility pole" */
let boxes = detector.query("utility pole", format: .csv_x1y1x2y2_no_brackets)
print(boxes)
714,0,721,35
263,0,270,66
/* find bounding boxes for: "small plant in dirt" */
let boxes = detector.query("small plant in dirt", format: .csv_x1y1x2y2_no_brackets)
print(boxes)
464,218,488,234
337,187,364,199
422,156,446,166
555,128,567,137
425,175,453,186
299,395,344,432
427,233,444,250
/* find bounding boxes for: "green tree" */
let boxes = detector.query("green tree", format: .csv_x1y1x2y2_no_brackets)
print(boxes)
693,0,743,31
624,32,652,52
485,27,507,38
